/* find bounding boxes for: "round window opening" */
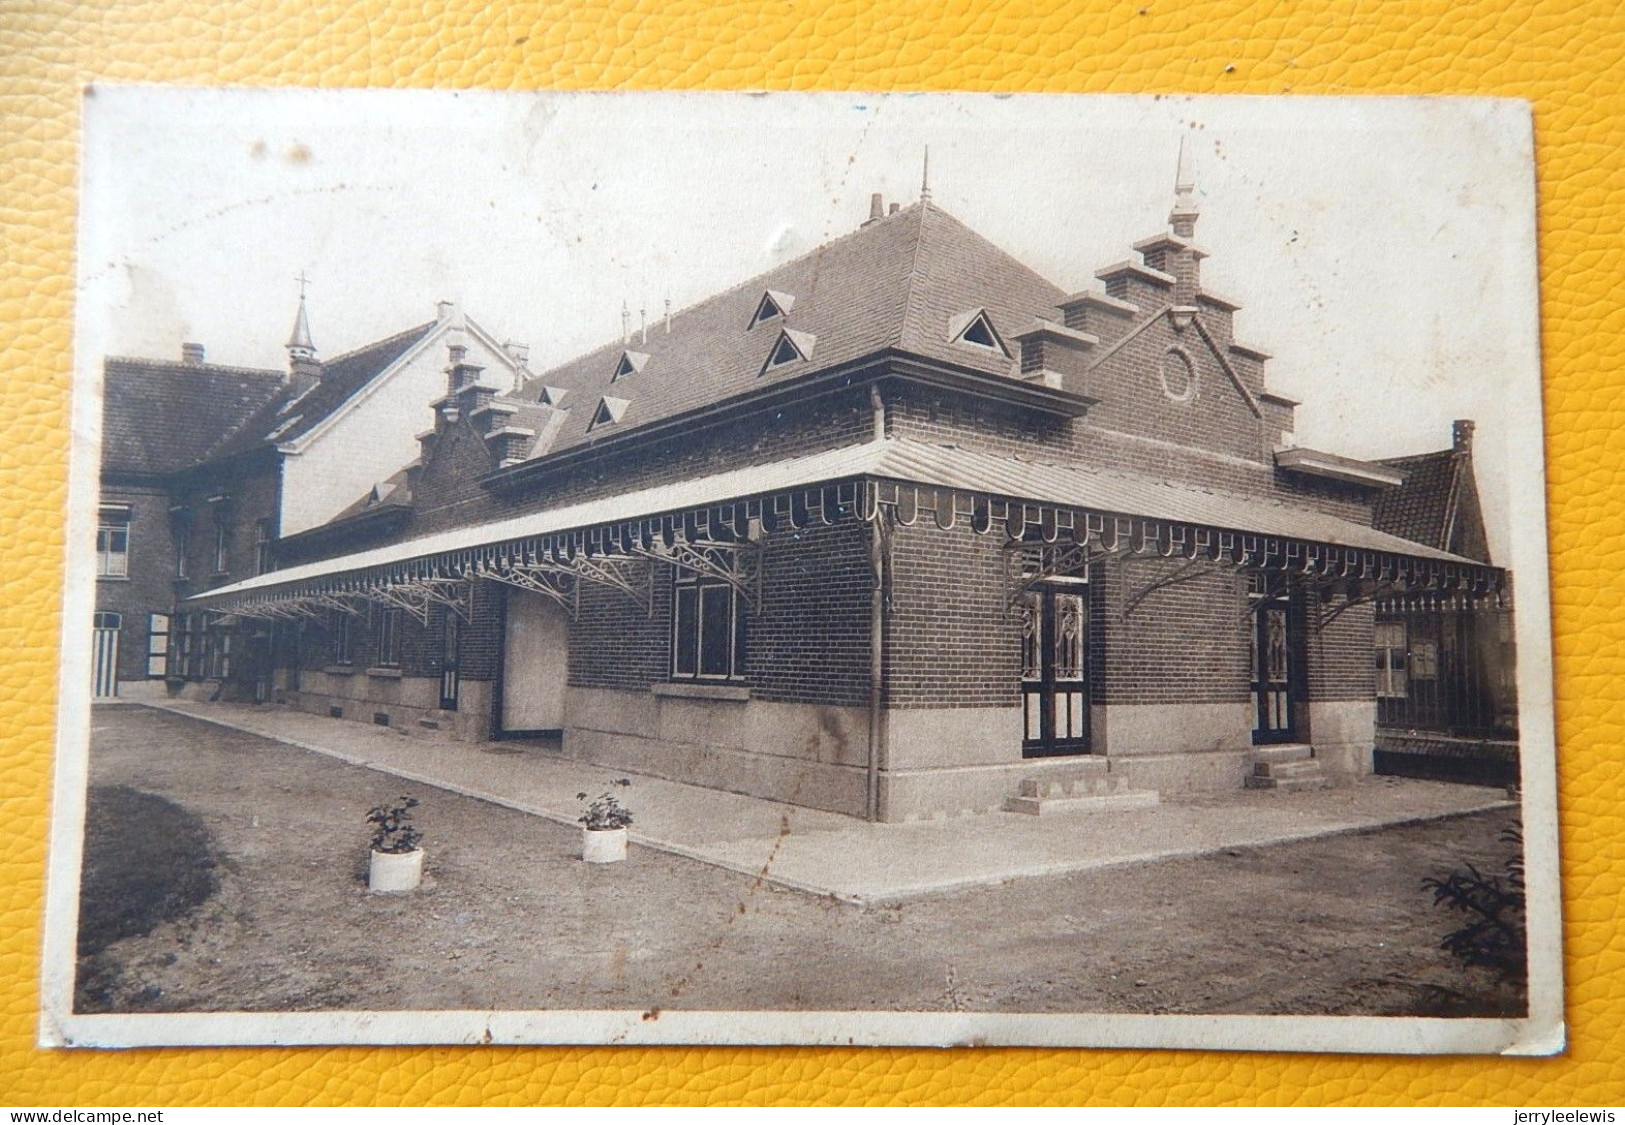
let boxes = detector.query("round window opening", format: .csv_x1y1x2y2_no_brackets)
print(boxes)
1160,349,1198,403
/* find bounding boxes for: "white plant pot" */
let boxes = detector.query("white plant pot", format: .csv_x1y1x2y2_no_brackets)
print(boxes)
369,847,424,892
582,827,628,864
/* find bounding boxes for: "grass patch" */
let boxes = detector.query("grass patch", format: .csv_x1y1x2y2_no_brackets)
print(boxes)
78,785,218,958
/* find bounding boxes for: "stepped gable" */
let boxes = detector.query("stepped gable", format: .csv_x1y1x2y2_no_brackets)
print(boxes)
511,201,1069,457
101,356,284,476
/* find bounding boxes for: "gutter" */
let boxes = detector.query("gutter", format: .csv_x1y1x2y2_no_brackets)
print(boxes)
481,350,1096,496
867,386,887,823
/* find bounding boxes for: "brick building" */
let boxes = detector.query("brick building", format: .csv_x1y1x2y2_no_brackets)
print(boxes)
92,296,529,699
183,173,1513,821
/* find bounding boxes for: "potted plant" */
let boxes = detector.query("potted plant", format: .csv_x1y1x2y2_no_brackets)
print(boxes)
366,795,424,892
577,779,633,863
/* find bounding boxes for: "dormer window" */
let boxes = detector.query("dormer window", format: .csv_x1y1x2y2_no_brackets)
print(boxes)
949,309,1008,356
761,328,817,374
612,351,649,381
589,395,630,431
537,386,568,407
749,289,796,329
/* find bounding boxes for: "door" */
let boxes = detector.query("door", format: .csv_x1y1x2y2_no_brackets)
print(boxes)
499,588,570,734
1250,579,1301,744
1021,582,1091,757
92,611,121,698
439,612,460,711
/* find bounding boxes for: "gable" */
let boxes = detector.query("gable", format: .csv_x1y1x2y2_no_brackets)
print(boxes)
1082,311,1267,462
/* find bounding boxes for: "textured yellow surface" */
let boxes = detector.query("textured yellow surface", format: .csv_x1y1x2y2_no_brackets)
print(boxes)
2,0,1622,1106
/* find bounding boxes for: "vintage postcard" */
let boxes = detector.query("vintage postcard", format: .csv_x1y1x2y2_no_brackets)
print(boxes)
43,89,1561,1052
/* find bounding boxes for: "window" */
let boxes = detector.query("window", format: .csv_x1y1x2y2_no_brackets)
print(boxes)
612,351,648,381
749,289,795,328
589,396,630,431
333,613,354,665
949,309,1008,356
146,613,170,678
376,607,401,668
1410,639,1439,680
1160,348,1199,403
761,328,816,374
1374,621,1407,698
671,572,745,681
212,521,230,575
254,519,275,576
173,520,190,579
96,510,130,577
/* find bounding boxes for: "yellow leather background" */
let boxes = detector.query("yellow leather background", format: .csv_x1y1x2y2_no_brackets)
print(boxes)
3,0,1621,1106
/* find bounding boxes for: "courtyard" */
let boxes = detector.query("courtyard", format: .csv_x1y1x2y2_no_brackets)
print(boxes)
75,705,1526,1018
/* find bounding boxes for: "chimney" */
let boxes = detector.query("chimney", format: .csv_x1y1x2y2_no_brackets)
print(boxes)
865,193,884,225
1453,419,1476,454
436,300,456,321
181,342,206,364
664,299,671,335
889,202,900,215
621,301,630,344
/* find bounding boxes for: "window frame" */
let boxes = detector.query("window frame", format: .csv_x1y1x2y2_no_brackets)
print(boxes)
333,612,354,666
146,613,170,679
254,518,275,576
96,512,130,578
1374,620,1408,699
212,520,230,575
669,570,746,683
375,606,402,668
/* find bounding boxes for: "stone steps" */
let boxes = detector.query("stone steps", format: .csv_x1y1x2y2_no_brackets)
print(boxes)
1245,744,1332,792
1003,763,1161,816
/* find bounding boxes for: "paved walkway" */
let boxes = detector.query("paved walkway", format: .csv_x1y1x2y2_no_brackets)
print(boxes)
138,700,1515,906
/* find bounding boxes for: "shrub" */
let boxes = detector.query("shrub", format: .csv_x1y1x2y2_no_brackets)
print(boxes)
1422,825,1526,983
577,779,634,832
366,795,422,854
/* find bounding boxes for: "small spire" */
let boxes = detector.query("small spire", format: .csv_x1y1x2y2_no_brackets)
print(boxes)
921,145,932,203
286,272,315,355
1169,135,1199,238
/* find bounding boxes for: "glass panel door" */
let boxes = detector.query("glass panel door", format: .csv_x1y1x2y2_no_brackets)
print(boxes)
1021,583,1092,757
1250,578,1300,744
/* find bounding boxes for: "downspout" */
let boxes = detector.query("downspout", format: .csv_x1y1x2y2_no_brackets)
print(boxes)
866,385,887,822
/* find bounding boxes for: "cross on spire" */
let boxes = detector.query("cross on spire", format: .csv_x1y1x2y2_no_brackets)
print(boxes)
295,270,311,300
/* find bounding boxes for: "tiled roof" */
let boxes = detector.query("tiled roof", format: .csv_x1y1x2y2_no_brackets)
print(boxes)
1372,448,1456,550
100,358,285,476
205,322,437,461
509,202,1068,457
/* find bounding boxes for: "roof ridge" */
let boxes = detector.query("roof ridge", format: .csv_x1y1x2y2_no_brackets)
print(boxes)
103,356,284,378
318,320,437,367
517,203,930,393
895,201,932,356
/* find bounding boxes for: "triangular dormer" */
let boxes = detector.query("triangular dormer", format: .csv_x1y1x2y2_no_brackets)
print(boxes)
750,289,796,329
537,385,568,407
948,309,1008,357
589,395,630,431
761,328,817,374
612,350,649,381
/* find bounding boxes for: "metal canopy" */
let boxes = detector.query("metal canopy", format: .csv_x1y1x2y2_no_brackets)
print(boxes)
186,438,1501,622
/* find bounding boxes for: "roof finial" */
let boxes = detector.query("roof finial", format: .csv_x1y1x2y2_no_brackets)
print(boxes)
286,273,315,356
1170,134,1199,238
921,145,932,203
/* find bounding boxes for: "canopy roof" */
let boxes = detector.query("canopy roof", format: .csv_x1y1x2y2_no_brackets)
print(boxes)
189,437,1488,611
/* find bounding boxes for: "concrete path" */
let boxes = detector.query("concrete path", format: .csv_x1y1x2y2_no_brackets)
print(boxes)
138,700,1515,906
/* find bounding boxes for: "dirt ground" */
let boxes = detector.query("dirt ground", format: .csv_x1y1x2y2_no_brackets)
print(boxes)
75,706,1526,1017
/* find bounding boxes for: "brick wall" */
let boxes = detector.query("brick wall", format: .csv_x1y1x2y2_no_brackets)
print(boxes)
1091,555,1252,706
565,517,873,708
1306,586,1376,702
95,480,176,682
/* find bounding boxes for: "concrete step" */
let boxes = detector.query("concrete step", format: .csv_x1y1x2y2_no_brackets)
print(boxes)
1252,758,1325,781
1004,788,1162,816
1244,773,1333,793
1253,743,1314,765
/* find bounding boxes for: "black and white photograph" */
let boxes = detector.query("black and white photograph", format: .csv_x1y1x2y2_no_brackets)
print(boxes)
44,89,1560,1052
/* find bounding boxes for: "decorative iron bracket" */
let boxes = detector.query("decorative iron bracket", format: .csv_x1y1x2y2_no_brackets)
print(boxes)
631,539,763,612
1119,556,1223,619
480,562,578,619
1004,541,1101,609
